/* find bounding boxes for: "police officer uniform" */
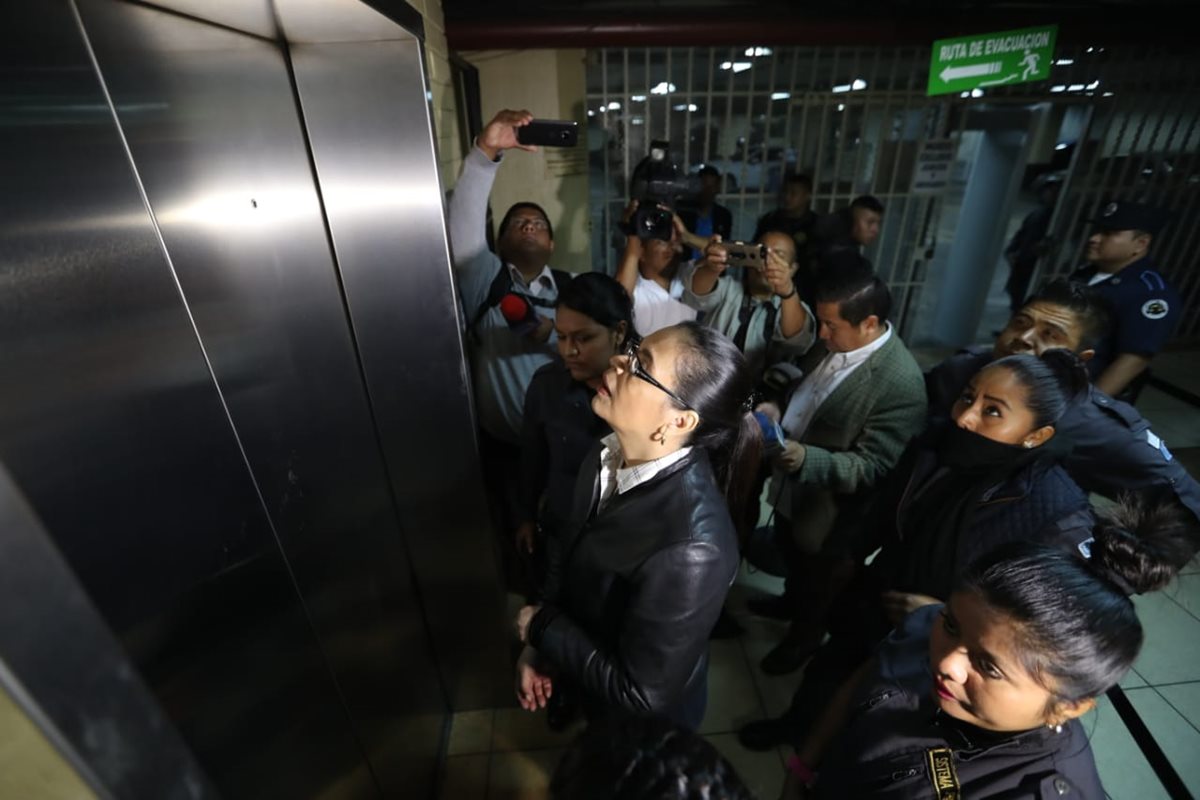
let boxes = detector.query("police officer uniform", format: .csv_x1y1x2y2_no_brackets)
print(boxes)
926,349,1200,527
1068,202,1180,393
810,605,1103,799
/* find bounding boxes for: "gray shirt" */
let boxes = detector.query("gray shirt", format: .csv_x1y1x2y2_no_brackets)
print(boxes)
681,269,815,379
449,147,562,444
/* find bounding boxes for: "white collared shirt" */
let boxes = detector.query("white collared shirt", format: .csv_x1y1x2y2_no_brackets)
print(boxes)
780,323,893,439
595,433,693,514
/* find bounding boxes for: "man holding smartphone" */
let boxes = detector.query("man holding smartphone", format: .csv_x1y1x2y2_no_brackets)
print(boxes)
683,231,815,382
448,108,571,592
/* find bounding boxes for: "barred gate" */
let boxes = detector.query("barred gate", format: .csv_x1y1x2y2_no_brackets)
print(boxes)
584,44,1200,343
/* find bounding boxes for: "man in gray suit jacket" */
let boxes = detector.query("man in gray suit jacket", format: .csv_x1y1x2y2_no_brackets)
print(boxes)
752,266,927,675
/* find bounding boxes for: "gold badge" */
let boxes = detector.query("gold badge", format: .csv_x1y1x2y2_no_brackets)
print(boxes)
926,747,961,800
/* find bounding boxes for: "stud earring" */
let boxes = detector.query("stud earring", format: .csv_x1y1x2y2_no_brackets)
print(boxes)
1023,441,1034,449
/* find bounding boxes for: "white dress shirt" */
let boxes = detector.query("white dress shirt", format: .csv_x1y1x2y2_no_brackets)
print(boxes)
596,433,693,514
771,324,893,515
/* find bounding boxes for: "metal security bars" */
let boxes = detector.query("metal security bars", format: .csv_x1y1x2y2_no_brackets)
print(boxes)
585,44,1200,343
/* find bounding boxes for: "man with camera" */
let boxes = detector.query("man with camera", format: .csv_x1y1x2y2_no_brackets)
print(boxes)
614,202,700,338
448,108,571,590
683,232,815,382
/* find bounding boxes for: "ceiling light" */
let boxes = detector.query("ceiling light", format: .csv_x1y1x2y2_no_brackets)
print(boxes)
650,82,676,95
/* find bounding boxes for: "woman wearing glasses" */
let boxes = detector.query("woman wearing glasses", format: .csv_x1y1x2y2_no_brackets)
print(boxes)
513,321,762,730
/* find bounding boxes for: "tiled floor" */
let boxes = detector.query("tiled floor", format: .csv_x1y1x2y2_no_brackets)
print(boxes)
439,352,1200,799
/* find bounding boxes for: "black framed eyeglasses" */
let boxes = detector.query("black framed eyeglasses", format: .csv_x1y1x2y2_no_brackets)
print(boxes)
624,338,692,410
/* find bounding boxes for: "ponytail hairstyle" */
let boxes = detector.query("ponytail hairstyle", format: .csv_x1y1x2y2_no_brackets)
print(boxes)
957,494,1200,705
668,322,762,537
986,349,1089,429
556,272,635,349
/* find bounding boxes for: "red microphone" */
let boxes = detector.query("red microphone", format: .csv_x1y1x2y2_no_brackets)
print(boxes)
498,293,540,335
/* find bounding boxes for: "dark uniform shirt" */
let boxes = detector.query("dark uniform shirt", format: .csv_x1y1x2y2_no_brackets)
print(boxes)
926,348,1200,526
813,605,1104,799
519,361,611,536
1068,259,1180,379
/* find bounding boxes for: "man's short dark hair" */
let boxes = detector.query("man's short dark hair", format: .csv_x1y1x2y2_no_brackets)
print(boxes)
850,195,885,215
1024,278,1113,351
498,201,554,240
784,173,813,191
550,713,754,800
814,264,892,325
698,164,722,180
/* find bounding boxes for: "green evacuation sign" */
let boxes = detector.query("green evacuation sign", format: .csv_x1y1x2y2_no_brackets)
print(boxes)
928,25,1058,96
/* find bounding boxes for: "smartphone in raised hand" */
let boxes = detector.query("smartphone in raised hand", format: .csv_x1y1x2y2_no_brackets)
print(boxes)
516,119,579,148
724,241,767,270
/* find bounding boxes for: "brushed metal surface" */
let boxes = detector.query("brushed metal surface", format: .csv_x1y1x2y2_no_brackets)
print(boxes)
288,35,508,713
77,0,450,795
0,3,375,797
0,462,219,800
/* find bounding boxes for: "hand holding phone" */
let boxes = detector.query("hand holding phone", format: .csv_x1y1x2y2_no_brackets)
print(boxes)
724,241,767,270
516,119,579,148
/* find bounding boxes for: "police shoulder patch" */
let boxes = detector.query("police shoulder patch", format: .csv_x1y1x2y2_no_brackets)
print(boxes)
1146,430,1174,462
1142,298,1170,320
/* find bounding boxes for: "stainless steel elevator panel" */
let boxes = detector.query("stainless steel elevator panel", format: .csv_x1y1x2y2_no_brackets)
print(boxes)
75,0,448,794
287,35,506,711
0,3,373,797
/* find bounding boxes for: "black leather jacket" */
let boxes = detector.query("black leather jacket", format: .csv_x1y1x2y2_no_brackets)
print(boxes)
529,444,739,730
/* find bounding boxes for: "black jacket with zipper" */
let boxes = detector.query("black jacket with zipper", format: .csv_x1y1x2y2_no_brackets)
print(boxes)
814,605,1105,799
528,443,739,730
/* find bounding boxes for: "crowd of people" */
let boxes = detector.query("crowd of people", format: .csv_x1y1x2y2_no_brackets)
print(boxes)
449,109,1199,799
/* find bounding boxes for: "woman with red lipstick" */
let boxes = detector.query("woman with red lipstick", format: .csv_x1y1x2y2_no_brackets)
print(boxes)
512,321,762,730
780,497,1197,799
516,273,634,599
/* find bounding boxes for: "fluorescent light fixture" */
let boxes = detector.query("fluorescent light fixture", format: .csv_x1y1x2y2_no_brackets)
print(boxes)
1055,143,1069,150
745,47,773,57
607,101,621,110
851,79,868,90
631,117,645,126
771,92,791,100
833,84,851,93
1103,91,1114,97
650,82,676,95
1086,80,1101,90
719,61,753,73
837,103,845,111
631,95,646,102
1050,85,1067,93
587,110,595,117
1055,58,1075,66
1068,84,1085,91
960,91,970,98
971,88,984,98
673,103,699,112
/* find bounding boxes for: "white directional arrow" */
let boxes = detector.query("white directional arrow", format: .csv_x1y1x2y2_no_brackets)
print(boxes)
940,62,1002,82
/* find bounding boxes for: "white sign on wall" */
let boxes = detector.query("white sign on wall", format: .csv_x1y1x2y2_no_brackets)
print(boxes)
912,139,957,195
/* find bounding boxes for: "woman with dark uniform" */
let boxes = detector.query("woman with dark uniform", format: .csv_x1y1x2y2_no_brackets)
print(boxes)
516,273,633,598
512,321,762,730
781,497,1197,798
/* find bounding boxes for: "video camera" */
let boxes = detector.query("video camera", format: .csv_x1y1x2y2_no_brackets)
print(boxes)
621,140,700,241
